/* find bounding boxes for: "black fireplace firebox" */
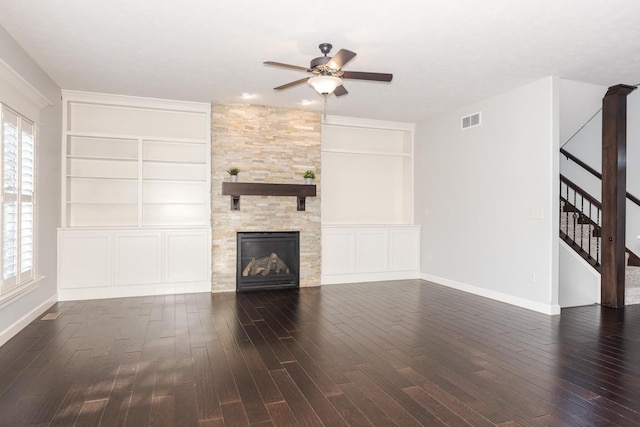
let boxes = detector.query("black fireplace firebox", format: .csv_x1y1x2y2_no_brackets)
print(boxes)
236,231,300,292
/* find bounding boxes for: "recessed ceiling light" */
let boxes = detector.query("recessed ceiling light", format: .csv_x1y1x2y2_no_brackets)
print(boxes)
300,99,313,106
241,92,253,100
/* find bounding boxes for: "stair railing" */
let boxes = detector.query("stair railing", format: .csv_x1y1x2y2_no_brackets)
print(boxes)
560,149,640,267
561,147,640,207
560,174,602,270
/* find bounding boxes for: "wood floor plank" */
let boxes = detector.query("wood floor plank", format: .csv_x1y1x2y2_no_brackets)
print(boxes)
233,324,283,405
74,398,108,427
269,368,324,427
149,394,176,427
217,318,271,424
345,369,424,427
265,401,299,426
192,346,222,421
220,401,250,427
338,381,399,427
282,361,349,426
123,360,157,427
3,282,640,426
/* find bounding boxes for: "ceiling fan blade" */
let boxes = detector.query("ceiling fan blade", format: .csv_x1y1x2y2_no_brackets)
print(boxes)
342,71,393,82
274,77,310,90
334,85,348,97
263,61,311,72
327,49,356,69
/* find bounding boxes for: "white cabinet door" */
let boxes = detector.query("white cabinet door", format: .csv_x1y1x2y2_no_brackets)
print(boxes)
321,230,356,275
59,231,112,288
114,232,161,286
164,230,210,283
356,228,389,273
389,228,420,271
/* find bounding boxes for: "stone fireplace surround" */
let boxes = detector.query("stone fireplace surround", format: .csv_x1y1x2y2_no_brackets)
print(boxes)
211,103,321,292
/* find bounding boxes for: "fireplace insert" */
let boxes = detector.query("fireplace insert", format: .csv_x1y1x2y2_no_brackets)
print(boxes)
236,231,299,292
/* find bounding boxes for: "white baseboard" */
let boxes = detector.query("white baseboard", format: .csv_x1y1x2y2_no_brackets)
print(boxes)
58,282,211,301
321,270,420,285
421,273,561,315
0,294,58,347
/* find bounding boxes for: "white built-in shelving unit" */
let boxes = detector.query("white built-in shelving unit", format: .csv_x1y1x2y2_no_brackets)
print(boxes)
58,91,212,300
320,116,420,285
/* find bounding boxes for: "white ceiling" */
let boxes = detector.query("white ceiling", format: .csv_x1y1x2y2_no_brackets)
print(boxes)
1,0,639,123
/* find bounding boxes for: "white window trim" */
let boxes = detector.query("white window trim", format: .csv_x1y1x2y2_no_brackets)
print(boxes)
1,104,39,299
0,58,52,122
0,275,44,308
0,59,50,306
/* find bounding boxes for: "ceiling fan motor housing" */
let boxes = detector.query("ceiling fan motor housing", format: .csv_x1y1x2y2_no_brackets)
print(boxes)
310,56,331,70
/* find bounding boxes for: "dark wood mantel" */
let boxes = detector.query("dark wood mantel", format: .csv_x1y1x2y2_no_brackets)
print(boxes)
221,182,317,211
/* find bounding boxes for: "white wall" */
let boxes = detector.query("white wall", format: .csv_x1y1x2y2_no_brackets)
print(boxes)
0,25,61,345
626,90,640,256
559,241,600,308
559,79,607,145
559,79,606,203
415,77,559,314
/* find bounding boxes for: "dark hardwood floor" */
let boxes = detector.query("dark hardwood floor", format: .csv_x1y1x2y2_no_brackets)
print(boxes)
1,279,640,426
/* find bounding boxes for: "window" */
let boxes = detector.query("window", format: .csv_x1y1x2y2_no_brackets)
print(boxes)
1,104,36,295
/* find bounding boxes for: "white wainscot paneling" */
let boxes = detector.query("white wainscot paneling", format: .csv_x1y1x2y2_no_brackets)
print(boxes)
321,230,356,275
114,232,161,286
357,229,389,273
58,228,211,300
165,231,210,283
322,225,420,285
59,231,112,289
389,228,420,271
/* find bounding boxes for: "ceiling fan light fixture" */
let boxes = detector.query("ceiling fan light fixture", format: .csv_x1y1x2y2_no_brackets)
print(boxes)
308,75,342,95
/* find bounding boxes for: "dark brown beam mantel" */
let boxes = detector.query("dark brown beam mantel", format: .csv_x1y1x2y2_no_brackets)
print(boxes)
221,182,317,211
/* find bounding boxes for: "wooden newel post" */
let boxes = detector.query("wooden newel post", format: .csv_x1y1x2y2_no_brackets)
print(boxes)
601,84,636,307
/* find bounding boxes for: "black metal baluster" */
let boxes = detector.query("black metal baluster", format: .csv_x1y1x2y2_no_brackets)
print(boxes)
579,195,585,252
572,190,578,246
565,183,570,236
596,208,601,266
587,202,593,261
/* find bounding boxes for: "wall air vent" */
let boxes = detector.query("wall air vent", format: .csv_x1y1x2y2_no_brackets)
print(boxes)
461,112,481,129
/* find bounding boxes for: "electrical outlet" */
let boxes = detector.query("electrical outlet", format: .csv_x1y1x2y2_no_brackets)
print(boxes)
529,272,536,283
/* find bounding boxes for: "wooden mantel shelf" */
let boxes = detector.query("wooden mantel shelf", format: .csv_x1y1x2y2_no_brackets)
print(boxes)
221,182,316,211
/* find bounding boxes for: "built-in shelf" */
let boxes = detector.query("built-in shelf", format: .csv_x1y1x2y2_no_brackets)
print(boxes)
67,155,138,162
221,182,317,211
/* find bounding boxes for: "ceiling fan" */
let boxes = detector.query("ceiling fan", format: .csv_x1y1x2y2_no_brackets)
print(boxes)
264,43,393,97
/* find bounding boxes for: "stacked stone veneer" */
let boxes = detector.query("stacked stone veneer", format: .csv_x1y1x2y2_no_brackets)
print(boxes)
211,103,321,292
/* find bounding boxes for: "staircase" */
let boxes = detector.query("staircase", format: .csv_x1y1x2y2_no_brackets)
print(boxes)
560,85,640,306
560,177,640,305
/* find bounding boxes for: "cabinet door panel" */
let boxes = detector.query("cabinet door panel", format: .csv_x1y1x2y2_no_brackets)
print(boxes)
322,231,356,275
357,229,389,273
389,228,420,271
165,231,209,283
60,233,111,288
114,233,161,285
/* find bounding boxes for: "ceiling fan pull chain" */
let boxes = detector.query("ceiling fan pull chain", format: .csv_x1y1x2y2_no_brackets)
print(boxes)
323,94,328,122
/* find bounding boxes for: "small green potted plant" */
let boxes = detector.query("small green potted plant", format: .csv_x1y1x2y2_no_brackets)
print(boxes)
303,170,315,184
227,167,240,182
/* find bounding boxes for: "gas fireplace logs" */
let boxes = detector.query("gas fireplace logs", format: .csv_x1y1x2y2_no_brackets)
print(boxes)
242,253,290,277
